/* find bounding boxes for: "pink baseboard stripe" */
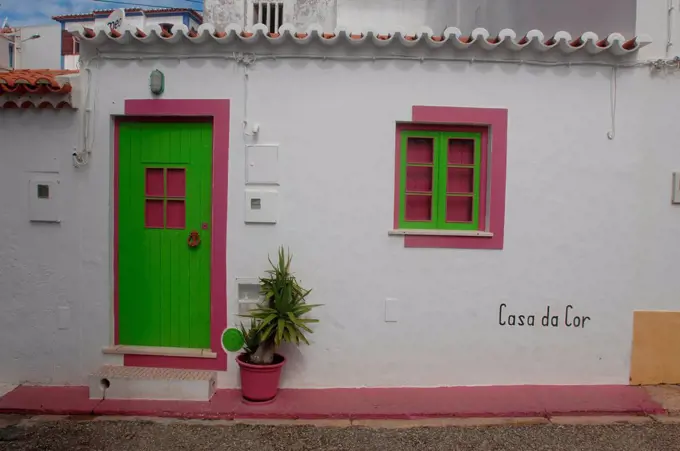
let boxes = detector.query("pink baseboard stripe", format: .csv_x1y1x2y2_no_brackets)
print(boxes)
0,385,665,420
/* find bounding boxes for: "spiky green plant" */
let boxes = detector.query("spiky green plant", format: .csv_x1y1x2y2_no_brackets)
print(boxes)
239,318,263,356
242,247,321,365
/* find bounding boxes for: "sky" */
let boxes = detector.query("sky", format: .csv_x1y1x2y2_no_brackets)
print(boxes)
0,0,201,26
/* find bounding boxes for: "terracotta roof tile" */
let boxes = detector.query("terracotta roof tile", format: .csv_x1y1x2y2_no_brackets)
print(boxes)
0,69,76,94
622,38,638,51
71,23,652,57
82,27,96,39
0,70,78,109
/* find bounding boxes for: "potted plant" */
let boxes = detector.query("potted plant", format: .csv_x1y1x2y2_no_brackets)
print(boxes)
236,247,321,403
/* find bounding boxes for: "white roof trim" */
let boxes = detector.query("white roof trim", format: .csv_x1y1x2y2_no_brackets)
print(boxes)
73,23,652,57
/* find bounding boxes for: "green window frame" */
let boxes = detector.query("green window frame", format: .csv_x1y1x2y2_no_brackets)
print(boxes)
399,130,482,231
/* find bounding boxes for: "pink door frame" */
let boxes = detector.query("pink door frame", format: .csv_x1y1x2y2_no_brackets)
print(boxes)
113,99,229,371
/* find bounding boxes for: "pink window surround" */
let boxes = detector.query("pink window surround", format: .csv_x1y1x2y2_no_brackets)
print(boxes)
394,106,508,250
114,99,229,371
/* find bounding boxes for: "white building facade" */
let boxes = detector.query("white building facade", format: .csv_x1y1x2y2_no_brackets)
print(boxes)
0,0,679,391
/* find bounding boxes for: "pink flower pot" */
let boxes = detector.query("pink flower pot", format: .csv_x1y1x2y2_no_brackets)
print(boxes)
237,353,286,402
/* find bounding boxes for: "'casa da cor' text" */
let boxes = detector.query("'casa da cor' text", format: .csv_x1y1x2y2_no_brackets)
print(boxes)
498,304,590,328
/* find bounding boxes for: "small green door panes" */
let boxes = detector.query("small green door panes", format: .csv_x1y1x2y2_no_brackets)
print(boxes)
118,122,213,349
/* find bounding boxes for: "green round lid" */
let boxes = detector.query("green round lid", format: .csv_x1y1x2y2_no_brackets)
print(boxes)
221,328,245,353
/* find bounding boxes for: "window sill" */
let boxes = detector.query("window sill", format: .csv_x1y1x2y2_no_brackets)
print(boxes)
388,229,494,237
102,345,217,359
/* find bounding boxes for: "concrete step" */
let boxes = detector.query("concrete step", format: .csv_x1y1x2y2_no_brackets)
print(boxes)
89,366,217,401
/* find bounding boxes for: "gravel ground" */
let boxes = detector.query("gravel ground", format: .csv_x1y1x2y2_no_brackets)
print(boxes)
2,418,680,451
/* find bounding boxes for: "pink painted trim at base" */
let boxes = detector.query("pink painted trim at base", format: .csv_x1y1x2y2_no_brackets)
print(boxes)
114,99,230,371
400,105,508,250
0,385,666,419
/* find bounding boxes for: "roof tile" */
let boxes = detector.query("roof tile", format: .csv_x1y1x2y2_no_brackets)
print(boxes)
0,70,77,94
71,23,652,58
0,70,78,109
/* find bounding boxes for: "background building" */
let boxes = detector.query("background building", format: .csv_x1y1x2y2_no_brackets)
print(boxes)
0,8,202,70
0,23,55,70
54,8,203,70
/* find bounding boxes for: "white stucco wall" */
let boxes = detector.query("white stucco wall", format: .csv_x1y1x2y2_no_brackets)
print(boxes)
63,55,79,70
0,101,123,385
473,0,637,36
0,1,677,388
424,0,461,35
636,0,680,59
0,41,9,70
205,0,637,35
455,0,637,35
336,0,425,32
15,24,62,69
205,0,245,29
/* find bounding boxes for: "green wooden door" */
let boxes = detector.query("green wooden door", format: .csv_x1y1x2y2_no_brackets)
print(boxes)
118,122,213,349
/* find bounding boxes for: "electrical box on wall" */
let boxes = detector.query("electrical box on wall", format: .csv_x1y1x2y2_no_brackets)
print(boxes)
673,172,680,204
28,174,60,223
235,277,262,316
246,144,279,185
245,189,278,224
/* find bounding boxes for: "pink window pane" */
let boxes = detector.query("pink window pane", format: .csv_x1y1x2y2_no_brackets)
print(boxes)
145,199,164,228
146,168,164,197
447,167,474,194
405,195,432,221
166,168,186,198
448,139,474,165
166,200,186,229
406,138,434,164
446,196,473,223
406,166,433,192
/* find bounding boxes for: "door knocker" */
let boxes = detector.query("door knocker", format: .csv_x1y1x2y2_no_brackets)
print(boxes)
188,230,201,248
